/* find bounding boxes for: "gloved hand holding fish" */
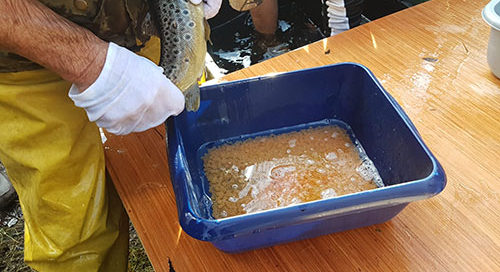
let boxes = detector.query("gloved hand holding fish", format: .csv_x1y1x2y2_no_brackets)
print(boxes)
70,0,220,135
148,0,217,111
69,42,186,135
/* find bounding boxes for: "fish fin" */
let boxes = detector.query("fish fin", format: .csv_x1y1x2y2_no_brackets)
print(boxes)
184,83,201,111
204,19,212,45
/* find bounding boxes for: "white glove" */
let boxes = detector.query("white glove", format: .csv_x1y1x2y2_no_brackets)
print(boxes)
190,0,222,19
69,42,185,135
326,0,350,36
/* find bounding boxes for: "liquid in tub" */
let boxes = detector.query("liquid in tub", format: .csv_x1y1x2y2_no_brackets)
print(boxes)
202,123,384,219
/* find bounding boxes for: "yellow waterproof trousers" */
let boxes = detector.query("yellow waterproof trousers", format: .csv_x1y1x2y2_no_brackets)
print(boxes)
0,38,160,271
0,69,129,271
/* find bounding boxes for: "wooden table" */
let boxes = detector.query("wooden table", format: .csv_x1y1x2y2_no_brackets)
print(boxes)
104,0,500,271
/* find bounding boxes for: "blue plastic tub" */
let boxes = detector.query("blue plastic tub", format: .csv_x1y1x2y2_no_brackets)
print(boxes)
166,63,446,253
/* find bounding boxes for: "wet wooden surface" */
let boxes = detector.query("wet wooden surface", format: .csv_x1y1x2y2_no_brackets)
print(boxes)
105,0,500,271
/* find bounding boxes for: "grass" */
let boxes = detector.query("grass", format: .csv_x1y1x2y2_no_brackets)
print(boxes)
0,200,154,272
128,222,155,272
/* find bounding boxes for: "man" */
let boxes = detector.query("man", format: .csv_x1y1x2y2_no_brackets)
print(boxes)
232,0,364,37
0,0,221,271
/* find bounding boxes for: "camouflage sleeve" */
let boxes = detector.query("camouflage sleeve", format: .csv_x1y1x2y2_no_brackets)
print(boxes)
39,0,153,49
0,0,154,72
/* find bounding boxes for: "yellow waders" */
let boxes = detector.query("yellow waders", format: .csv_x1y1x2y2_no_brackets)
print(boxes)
0,37,161,271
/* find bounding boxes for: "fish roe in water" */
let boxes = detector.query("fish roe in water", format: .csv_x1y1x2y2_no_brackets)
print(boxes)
202,125,384,219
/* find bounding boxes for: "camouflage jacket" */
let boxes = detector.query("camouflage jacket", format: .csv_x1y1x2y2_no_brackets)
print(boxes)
0,0,154,72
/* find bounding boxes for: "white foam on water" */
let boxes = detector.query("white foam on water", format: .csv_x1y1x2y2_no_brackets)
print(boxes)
356,158,384,187
326,152,337,161
321,188,337,199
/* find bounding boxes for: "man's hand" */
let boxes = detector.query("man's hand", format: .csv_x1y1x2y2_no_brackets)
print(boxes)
0,0,185,135
69,43,185,135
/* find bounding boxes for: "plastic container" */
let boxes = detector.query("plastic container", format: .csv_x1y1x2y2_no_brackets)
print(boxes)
166,63,446,253
483,0,500,78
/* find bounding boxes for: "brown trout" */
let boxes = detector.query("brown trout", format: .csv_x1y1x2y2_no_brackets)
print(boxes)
148,0,207,111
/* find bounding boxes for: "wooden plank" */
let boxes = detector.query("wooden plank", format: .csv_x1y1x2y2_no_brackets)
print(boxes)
105,0,500,271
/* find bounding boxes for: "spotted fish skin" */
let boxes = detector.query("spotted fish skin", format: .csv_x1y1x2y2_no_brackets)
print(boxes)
148,0,206,111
